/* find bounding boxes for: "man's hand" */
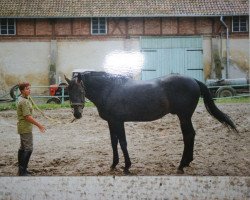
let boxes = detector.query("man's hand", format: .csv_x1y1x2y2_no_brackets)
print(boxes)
25,115,46,133
38,124,46,133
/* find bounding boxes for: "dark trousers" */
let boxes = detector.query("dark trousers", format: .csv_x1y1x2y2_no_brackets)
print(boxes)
19,133,33,151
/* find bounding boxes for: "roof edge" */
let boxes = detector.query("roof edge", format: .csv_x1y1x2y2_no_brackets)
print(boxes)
0,14,248,19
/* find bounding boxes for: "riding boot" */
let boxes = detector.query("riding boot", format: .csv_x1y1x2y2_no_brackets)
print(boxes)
19,150,32,176
17,149,24,176
23,150,32,176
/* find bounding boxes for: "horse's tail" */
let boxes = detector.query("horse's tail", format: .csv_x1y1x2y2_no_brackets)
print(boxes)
195,80,238,133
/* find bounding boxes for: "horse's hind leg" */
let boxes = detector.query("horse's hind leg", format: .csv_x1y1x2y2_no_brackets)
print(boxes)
177,115,196,174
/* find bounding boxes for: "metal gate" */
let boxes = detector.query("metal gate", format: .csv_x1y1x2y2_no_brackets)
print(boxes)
140,36,204,81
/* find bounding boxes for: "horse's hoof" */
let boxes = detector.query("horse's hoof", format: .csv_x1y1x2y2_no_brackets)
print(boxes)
177,169,184,174
110,166,117,172
123,169,132,175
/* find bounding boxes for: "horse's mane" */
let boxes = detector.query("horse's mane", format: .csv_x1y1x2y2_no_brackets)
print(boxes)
86,71,130,86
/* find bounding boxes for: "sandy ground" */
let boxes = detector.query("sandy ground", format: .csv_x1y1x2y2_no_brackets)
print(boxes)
0,103,249,176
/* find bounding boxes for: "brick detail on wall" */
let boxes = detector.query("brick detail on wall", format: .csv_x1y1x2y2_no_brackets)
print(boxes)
162,18,178,35
128,18,143,35
144,18,161,35
72,19,90,36
109,18,127,35
17,19,35,36
196,18,213,34
179,18,195,35
2,17,247,40
55,19,71,35
36,19,52,36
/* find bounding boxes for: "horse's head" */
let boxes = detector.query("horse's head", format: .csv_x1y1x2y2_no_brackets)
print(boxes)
65,73,85,119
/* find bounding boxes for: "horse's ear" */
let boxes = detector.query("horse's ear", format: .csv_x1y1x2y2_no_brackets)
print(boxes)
77,73,82,83
64,75,70,84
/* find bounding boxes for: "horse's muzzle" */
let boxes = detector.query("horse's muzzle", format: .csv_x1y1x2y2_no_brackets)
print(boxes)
72,105,84,119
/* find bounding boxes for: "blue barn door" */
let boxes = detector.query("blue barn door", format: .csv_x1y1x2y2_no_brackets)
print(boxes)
140,36,204,82
185,49,203,81
141,49,158,80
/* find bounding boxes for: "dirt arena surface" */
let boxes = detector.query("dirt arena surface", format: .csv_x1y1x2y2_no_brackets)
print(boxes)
0,103,249,176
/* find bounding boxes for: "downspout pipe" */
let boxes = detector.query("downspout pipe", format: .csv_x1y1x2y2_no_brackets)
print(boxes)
220,16,229,79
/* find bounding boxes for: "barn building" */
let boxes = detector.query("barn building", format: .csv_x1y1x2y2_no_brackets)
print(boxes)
0,0,249,93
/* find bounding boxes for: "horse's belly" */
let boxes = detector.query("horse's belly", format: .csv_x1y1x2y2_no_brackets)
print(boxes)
125,111,169,122
113,101,170,122
104,86,170,122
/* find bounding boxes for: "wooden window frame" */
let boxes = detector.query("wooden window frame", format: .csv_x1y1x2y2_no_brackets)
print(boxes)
232,16,248,32
91,17,107,35
0,18,16,35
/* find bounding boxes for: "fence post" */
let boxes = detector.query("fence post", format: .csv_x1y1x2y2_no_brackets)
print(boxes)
61,87,64,104
15,87,18,103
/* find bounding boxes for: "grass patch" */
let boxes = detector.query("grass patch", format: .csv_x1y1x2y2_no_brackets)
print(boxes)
0,101,94,111
198,96,250,104
38,101,94,109
0,102,17,111
213,96,250,103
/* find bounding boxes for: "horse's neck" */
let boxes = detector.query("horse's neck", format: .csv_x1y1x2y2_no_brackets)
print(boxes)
85,73,129,106
85,75,113,105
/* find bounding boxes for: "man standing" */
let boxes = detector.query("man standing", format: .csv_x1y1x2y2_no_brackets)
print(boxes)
17,82,46,176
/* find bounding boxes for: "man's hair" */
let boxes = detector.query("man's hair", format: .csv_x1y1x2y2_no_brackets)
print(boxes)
18,82,31,92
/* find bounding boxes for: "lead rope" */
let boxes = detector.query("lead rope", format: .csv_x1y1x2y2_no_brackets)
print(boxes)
71,118,77,123
69,103,78,123
28,96,62,124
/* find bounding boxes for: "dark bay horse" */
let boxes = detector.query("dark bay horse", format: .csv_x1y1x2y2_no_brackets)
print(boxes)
65,71,237,174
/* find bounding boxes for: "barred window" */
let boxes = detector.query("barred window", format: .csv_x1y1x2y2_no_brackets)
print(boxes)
0,19,16,35
232,16,248,32
91,18,107,35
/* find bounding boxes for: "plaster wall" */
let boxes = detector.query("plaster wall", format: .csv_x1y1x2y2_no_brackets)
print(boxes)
0,37,248,94
56,38,141,79
202,36,212,80
227,38,249,78
0,42,50,93
203,37,249,80
212,37,249,79
0,39,140,93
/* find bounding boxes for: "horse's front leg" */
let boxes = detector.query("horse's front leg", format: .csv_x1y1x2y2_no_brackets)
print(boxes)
108,122,119,170
109,120,131,174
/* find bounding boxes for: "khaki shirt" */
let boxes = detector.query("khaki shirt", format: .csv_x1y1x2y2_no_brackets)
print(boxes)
17,96,33,134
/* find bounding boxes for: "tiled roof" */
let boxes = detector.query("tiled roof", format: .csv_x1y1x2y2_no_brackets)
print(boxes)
0,0,248,18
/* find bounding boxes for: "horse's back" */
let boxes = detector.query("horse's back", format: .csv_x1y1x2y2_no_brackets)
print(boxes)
106,74,199,121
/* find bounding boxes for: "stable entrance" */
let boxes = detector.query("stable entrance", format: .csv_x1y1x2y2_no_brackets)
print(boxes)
140,36,204,82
